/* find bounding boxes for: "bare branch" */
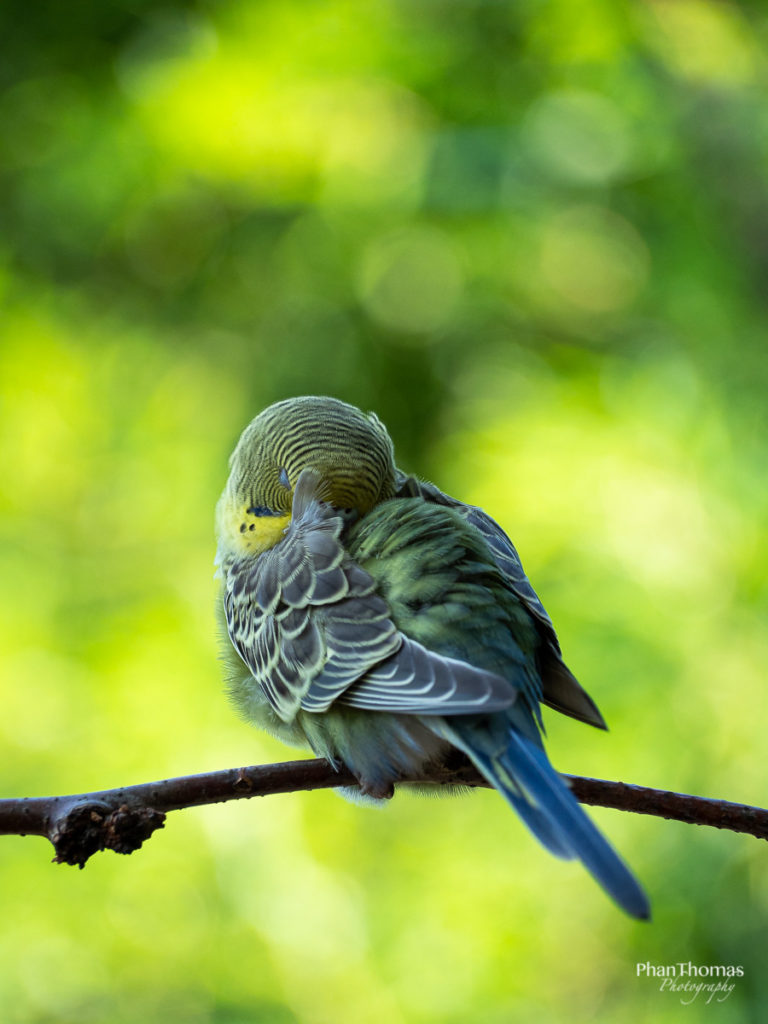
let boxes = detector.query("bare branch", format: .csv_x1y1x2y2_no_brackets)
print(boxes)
1,757,766,867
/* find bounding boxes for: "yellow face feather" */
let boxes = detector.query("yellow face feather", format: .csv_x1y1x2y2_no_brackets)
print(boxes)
216,494,291,557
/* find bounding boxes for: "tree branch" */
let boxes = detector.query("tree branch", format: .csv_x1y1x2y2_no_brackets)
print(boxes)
1,757,766,867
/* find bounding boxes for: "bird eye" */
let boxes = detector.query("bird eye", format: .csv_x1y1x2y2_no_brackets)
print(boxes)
278,467,291,489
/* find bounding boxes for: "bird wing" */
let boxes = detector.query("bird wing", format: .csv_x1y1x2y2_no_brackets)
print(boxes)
223,469,515,723
311,635,516,716
394,470,607,729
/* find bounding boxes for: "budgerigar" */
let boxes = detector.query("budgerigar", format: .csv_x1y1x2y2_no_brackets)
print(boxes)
215,396,649,919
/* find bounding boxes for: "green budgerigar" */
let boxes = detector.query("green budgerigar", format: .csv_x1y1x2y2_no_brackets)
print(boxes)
216,396,649,919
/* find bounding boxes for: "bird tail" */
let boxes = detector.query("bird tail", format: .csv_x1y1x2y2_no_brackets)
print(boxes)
440,720,650,920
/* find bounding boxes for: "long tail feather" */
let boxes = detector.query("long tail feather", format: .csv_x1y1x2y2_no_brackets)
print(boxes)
466,746,574,859
444,722,650,920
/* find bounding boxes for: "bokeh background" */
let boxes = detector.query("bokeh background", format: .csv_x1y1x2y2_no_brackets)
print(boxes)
1,0,767,1021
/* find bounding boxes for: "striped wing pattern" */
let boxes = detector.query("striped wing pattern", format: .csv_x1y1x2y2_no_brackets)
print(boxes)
224,469,516,723
335,637,515,715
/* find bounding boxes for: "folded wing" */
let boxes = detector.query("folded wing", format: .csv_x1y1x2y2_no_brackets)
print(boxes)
224,468,518,723
394,470,607,729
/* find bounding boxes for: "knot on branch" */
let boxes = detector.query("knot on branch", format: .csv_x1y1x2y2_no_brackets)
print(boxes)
51,800,166,868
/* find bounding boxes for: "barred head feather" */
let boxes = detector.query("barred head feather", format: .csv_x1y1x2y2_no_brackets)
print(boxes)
227,396,397,516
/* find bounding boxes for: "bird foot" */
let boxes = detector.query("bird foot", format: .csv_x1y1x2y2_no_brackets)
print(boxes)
358,779,395,800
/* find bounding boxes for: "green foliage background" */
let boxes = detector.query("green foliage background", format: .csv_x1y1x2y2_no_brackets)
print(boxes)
1,1,767,1021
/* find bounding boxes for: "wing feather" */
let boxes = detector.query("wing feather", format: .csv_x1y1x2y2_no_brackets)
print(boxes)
337,637,514,715
223,468,521,723
394,470,607,729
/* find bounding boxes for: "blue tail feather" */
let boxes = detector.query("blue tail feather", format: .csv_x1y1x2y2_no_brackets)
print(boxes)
466,746,574,859
444,721,650,920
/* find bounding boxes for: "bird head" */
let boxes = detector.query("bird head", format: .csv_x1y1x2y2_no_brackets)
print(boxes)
216,396,397,558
